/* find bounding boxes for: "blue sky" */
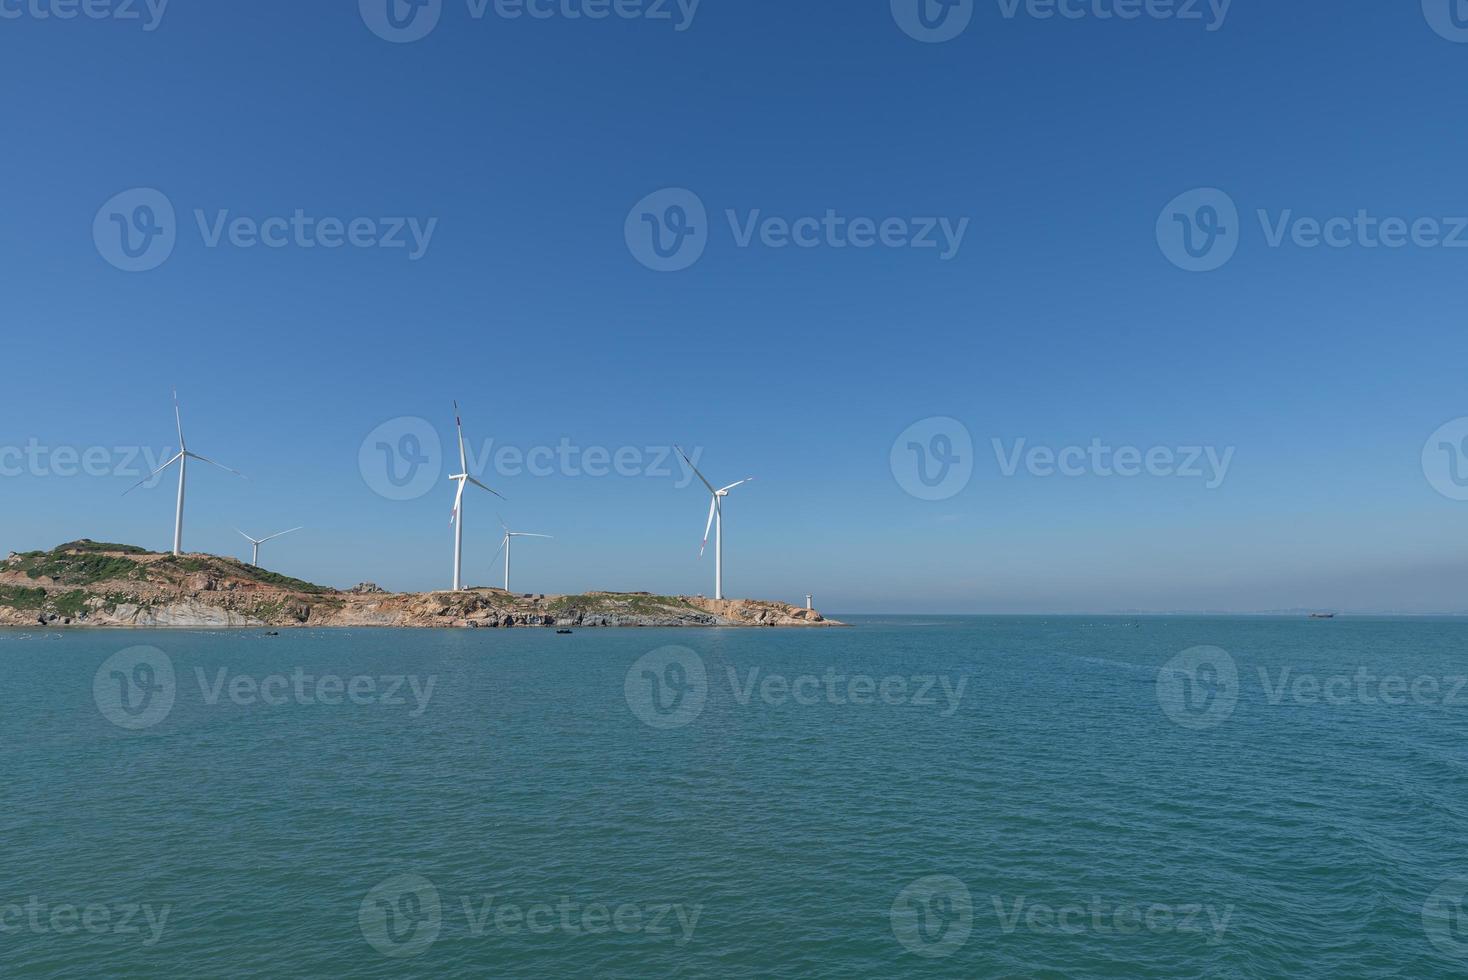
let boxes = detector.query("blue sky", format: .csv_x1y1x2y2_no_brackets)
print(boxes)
3,1,1468,612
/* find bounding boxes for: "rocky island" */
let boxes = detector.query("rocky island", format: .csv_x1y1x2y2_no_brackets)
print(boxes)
0,541,840,629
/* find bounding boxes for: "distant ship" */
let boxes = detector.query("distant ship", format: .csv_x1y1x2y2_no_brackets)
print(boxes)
1309,612,1336,619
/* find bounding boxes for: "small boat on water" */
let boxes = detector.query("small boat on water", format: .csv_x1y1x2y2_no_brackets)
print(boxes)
556,629,573,635
1309,613,1336,620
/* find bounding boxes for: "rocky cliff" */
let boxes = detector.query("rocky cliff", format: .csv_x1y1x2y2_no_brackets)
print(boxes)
0,541,840,629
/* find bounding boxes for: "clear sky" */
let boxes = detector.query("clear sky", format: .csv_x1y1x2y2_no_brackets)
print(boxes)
3,1,1468,613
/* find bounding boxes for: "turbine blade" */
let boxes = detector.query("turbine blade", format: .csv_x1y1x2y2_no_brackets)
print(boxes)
173,388,186,450
699,494,716,557
676,445,716,493
493,536,508,563
454,401,467,472
450,480,465,525
467,476,504,499
259,527,303,543
121,451,182,496
512,533,552,539
718,478,755,493
235,528,257,543
186,452,244,478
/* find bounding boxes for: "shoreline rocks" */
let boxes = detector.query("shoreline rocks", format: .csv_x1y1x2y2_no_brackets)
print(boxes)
0,542,843,630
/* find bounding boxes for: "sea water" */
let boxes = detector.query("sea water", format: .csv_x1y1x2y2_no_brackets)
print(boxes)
2,616,1466,977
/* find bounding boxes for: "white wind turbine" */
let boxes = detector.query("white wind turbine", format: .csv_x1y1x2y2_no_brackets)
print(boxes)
448,402,503,591
493,517,551,593
676,446,753,601
124,390,244,556
235,526,302,567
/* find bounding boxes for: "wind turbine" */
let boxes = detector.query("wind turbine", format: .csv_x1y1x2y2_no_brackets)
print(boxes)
493,517,551,593
124,390,244,556
236,526,302,567
448,402,503,591
676,446,753,601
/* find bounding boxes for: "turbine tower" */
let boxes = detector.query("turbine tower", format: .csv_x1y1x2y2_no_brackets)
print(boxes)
236,526,302,567
448,402,503,591
124,390,244,556
676,446,753,601
493,517,551,593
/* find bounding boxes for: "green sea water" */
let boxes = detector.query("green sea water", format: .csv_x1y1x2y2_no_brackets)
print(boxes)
3,616,1468,977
